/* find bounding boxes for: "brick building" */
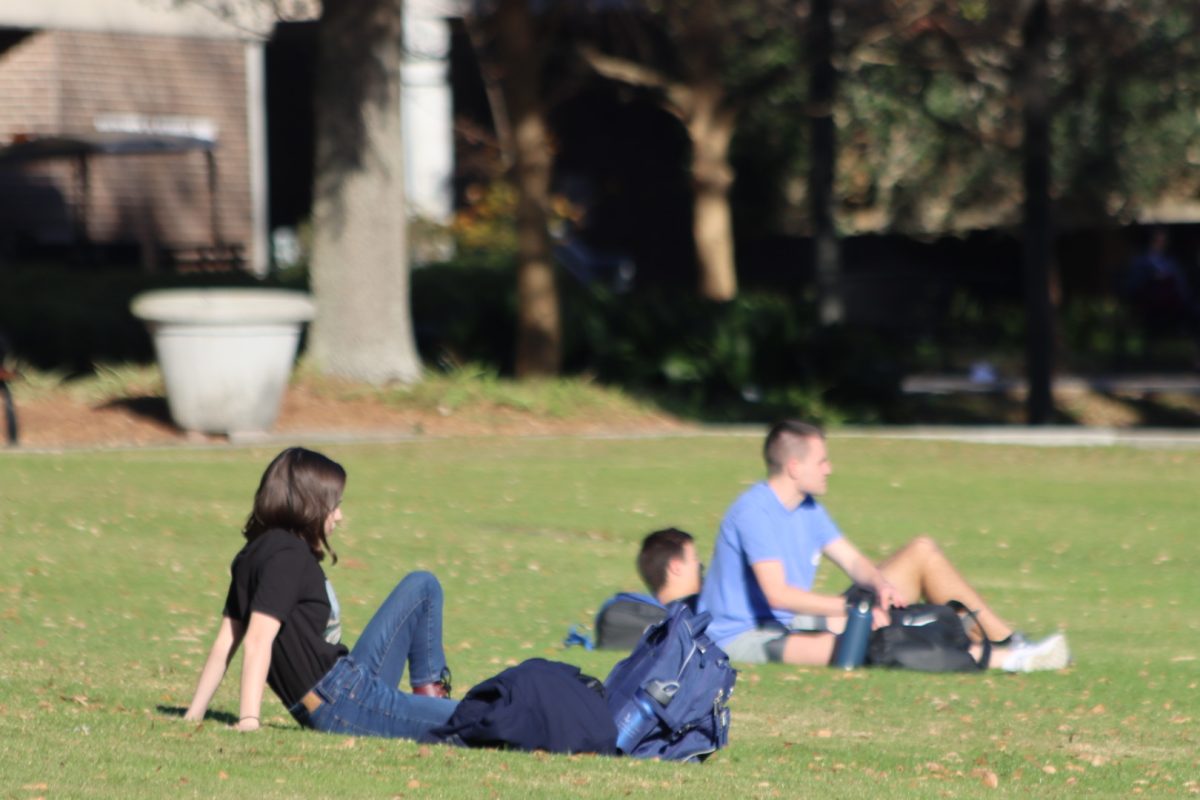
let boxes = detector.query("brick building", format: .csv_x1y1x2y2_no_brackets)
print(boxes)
0,0,282,273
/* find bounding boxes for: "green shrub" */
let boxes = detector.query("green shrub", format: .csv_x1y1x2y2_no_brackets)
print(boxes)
411,263,908,422
0,264,298,371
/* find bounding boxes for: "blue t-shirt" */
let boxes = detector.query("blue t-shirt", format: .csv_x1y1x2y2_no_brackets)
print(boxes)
699,482,843,646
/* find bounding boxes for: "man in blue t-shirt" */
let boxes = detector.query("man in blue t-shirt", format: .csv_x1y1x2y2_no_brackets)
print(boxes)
699,420,1071,671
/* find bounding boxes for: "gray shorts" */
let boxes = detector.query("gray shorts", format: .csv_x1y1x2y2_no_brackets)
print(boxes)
722,615,831,664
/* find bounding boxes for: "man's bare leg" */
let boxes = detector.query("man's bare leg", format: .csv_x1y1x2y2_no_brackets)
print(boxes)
976,643,1010,669
780,632,838,665
877,536,1014,642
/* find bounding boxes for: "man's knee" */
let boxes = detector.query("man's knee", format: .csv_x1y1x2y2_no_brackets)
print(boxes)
899,535,943,561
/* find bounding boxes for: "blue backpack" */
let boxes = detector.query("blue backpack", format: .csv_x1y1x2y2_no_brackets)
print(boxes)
603,603,737,762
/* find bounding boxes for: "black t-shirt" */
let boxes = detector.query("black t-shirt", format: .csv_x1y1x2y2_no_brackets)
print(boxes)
223,529,348,708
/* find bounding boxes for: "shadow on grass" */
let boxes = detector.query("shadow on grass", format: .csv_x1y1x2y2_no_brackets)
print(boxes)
156,705,238,725
99,396,179,431
888,389,1200,427
885,393,1083,426
1101,391,1200,426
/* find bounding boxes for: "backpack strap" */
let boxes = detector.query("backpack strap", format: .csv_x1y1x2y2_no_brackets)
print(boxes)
687,609,712,632
946,600,991,670
601,592,665,611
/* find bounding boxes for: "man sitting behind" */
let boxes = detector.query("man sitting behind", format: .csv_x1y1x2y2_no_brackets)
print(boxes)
639,527,703,607
594,528,703,649
699,420,1070,672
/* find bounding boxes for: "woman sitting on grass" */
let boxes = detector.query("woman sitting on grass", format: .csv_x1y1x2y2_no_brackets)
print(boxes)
184,447,456,736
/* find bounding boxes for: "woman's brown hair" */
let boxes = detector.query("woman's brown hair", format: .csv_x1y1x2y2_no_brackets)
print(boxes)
243,447,345,563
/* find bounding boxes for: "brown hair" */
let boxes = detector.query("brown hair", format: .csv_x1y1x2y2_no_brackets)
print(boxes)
637,528,694,594
243,447,345,563
763,420,824,475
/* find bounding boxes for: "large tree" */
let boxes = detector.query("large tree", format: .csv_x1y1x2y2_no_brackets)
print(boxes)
472,0,561,376
808,0,841,325
1017,0,1055,423
187,0,421,384
466,0,563,377
307,0,421,383
841,0,1200,422
579,0,796,302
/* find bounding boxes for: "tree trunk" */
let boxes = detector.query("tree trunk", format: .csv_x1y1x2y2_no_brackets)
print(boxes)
809,0,841,325
494,0,561,377
688,84,738,302
308,0,421,384
1020,0,1055,424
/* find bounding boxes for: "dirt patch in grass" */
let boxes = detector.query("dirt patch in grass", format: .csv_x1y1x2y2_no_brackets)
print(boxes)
4,374,688,449
8,367,1200,449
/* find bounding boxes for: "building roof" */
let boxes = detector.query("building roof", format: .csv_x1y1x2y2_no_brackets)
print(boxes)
0,0,317,41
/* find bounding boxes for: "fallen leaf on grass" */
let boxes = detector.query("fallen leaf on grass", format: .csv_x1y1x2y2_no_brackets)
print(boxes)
218,771,228,780
972,769,999,788
338,737,357,749
407,779,421,789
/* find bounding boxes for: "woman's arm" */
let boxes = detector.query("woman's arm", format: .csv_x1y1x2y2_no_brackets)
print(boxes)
183,615,246,722
235,611,282,732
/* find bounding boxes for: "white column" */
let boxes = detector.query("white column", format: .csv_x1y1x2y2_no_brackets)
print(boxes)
402,2,455,227
245,40,269,276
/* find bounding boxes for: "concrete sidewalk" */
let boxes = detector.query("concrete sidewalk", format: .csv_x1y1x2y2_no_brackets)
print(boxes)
7,421,1200,455
902,372,1200,395
834,425,1200,449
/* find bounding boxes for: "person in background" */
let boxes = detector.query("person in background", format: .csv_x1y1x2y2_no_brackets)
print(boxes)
699,421,1071,672
593,528,703,650
637,527,703,607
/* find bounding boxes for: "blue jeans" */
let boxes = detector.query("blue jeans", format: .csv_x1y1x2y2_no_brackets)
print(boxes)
289,571,457,739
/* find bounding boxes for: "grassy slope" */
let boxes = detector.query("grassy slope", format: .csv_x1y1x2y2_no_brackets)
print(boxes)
1,436,1196,798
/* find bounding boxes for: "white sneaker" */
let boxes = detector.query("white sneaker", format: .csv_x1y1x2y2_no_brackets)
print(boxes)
1001,632,1070,672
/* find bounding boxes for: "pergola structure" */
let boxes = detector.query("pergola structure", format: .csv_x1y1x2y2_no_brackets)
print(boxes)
0,132,234,266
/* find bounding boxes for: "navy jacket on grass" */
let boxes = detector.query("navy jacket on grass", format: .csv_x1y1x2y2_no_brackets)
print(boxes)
424,658,618,755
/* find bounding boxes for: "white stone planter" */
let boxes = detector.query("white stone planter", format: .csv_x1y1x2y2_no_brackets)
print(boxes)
130,288,316,435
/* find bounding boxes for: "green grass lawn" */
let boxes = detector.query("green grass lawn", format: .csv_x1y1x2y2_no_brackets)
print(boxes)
1,435,1197,798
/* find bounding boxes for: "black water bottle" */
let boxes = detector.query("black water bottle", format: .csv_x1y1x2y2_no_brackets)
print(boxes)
833,597,873,669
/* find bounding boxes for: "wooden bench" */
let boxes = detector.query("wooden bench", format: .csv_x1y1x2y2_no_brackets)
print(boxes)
168,243,246,273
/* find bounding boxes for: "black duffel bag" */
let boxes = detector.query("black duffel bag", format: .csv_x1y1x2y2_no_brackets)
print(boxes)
867,600,992,672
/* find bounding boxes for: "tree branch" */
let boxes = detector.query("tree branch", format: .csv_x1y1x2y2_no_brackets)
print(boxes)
577,44,693,118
